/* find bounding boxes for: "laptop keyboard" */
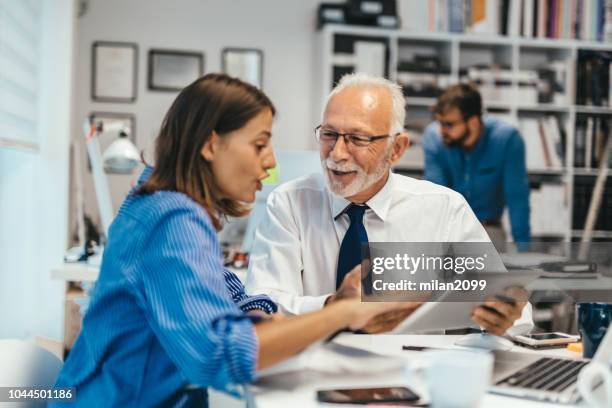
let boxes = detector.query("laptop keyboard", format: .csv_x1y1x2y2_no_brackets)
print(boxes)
496,357,589,392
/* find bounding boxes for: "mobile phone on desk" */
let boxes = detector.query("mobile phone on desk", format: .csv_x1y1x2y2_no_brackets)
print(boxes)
512,332,580,348
316,386,420,405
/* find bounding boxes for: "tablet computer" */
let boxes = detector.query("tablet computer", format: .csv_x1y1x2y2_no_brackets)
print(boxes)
391,269,540,334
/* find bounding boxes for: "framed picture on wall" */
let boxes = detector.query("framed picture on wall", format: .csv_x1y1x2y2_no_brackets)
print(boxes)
148,49,204,92
92,41,138,103
87,112,136,172
222,48,263,88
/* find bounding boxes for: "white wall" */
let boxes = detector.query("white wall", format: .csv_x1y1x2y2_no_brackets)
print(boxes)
74,0,336,228
0,0,76,340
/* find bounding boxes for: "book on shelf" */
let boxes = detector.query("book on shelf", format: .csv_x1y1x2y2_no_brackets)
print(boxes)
576,50,612,107
573,115,611,168
572,175,612,231
519,116,565,170
522,0,535,37
400,0,612,42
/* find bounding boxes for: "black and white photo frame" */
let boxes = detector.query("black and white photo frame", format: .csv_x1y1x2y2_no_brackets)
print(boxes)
148,49,204,92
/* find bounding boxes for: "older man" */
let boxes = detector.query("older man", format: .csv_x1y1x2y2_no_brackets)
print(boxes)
246,73,531,335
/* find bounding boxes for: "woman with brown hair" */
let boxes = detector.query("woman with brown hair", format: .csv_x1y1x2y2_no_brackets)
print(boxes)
52,74,410,407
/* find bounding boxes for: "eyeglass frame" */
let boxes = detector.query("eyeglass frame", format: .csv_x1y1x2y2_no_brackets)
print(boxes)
314,125,393,148
437,117,466,130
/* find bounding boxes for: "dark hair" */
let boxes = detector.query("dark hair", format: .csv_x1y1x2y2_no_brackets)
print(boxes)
139,73,275,230
433,83,482,120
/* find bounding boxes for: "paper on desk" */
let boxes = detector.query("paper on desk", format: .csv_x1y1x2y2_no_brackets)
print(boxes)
256,340,404,378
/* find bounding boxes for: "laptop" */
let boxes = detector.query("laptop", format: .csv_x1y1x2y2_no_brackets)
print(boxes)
488,324,612,404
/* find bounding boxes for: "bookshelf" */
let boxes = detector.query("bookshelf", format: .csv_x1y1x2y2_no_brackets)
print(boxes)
315,24,612,242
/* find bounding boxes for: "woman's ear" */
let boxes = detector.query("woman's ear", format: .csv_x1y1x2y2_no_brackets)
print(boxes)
200,131,220,162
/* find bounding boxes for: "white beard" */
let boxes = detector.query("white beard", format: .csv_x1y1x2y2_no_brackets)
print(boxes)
321,148,392,198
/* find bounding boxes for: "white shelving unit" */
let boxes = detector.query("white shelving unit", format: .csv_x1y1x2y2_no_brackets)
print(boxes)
315,25,612,242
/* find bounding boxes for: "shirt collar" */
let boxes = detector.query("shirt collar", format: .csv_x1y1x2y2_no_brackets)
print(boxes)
329,171,395,222
137,165,154,185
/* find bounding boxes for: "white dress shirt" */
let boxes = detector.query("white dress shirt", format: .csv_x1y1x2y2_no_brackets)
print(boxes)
246,171,532,332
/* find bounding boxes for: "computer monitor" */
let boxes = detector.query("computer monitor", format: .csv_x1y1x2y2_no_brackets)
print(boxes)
240,150,321,252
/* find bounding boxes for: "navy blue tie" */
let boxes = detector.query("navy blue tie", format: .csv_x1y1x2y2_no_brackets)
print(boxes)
336,204,370,289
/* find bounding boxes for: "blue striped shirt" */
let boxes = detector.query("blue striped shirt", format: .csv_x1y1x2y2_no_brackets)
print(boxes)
52,167,276,407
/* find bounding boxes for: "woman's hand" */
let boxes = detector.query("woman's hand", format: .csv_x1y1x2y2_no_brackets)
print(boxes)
325,265,362,305
360,307,420,333
342,299,422,331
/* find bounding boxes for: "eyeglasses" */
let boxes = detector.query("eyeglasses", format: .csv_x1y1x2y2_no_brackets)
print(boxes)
314,126,391,148
437,118,465,129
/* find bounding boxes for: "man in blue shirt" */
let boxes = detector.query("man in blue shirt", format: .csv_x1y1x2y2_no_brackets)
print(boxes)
423,84,530,247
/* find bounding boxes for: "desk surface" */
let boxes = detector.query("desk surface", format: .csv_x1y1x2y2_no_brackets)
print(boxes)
51,262,612,294
249,334,585,408
51,262,248,283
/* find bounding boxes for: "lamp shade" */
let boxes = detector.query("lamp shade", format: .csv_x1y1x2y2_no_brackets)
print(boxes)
102,136,140,174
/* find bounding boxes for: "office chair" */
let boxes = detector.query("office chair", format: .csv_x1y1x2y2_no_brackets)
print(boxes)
0,339,63,407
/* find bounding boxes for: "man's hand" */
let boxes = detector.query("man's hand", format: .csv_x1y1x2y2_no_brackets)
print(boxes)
471,288,527,336
361,303,422,333
325,266,361,305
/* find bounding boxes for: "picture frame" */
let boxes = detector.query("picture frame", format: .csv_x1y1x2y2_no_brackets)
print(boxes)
92,41,138,103
148,49,204,92
87,112,136,172
222,48,264,88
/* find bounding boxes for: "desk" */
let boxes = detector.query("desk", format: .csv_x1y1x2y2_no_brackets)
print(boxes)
249,334,584,408
51,262,99,282
51,262,248,283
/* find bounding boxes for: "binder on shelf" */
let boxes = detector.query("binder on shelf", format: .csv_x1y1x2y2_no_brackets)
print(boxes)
346,0,399,28
317,3,348,29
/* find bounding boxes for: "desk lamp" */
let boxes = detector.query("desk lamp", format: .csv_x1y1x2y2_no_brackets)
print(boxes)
83,115,139,240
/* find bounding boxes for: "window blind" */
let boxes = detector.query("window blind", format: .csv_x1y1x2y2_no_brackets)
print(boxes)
0,0,41,151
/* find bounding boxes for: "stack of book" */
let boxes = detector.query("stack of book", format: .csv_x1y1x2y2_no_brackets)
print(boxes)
403,0,612,41
461,65,515,103
397,55,453,98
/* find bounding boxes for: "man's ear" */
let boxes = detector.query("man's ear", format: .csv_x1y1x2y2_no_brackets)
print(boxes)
389,132,409,164
467,115,480,134
200,131,220,162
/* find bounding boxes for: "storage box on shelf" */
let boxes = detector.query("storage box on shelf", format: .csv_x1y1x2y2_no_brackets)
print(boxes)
315,24,612,241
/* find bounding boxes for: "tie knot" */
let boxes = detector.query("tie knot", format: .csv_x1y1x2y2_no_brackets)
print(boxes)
345,204,367,224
